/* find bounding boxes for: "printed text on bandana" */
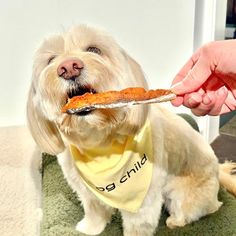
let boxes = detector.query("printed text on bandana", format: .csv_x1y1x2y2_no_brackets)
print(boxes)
95,153,147,192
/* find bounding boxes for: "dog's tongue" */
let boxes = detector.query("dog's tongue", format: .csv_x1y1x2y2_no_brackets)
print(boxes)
62,87,176,115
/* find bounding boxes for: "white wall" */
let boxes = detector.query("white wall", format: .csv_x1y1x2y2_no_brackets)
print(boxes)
0,0,195,126
193,0,227,143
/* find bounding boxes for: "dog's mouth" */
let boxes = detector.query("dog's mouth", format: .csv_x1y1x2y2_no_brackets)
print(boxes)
66,84,97,116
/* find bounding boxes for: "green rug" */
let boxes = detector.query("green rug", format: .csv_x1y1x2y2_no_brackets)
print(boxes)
42,154,236,236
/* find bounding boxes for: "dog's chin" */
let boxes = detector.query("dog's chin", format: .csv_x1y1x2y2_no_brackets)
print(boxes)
58,106,127,142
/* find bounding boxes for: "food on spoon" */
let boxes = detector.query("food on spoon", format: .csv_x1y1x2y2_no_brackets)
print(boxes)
62,87,176,114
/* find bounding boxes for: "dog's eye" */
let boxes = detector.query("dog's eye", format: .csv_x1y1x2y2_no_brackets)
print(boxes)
48,55,56,64
86,46,102,55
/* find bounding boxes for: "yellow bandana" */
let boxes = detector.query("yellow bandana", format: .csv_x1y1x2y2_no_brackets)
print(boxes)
70,120,153,213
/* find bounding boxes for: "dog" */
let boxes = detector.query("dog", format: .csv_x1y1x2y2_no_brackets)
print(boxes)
27,25,236,236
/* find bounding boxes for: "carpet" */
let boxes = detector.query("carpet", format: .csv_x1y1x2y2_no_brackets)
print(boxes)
0,126,41,236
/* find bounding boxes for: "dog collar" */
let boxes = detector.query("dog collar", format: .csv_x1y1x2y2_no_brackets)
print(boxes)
70,120,153,212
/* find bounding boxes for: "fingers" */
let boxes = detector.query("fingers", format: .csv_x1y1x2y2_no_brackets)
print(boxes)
222,77,236,99
171,96,184,107
216,90,236,114
218,104,231,115
224,90,236,111
191,87,228,116
183,92,202,108
171,86,233,116
171,88,204,108
173,86,230,116
191,92,216,116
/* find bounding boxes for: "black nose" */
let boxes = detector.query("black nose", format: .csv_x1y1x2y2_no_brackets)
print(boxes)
57,58,84,80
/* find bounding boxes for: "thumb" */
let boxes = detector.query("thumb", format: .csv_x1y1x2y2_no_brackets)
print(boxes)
171,56,211,95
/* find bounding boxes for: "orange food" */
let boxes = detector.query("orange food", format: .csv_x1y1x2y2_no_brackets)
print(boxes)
62,87,175,114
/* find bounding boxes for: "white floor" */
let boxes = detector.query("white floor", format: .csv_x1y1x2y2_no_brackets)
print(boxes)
0,126,41,236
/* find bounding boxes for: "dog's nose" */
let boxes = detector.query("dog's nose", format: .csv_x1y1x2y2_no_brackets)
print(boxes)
57,59,84,80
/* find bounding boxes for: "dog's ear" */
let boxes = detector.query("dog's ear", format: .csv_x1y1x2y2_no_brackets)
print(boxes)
121,51,149,133
27,83,65,155
124,52,149,89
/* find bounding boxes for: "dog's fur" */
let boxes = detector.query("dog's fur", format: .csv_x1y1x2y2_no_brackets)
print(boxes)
27,25,236,236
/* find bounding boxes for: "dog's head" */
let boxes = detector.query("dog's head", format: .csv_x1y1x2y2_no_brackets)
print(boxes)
27,25,149,155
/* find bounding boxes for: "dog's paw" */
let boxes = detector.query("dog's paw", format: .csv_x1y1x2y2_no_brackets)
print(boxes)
76,217,107,235
166,216,186,229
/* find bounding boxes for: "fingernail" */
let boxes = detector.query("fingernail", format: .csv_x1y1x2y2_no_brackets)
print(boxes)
171,101,181,107
217,86,227,96
189,93,202,104
188,98,198,106
171,96,183,107
203,95,211,105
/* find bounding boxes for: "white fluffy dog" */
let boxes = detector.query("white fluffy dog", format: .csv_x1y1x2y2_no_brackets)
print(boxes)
27,25,236,236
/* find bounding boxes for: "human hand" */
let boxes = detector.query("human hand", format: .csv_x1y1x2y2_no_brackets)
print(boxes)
171,40,236,116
